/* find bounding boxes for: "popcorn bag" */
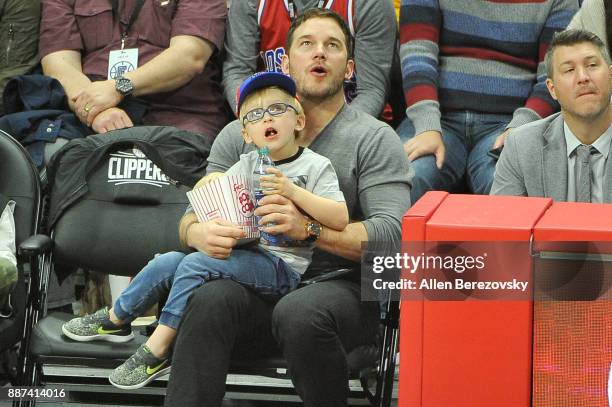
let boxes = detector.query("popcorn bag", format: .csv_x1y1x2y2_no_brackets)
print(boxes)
187,174,259,241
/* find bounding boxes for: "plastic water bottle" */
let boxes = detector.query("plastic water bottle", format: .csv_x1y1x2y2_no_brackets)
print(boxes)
252,147,281,245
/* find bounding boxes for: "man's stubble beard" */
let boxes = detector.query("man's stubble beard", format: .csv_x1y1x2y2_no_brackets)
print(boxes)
299,79,344,102
567,93,611,122
290,65,346,103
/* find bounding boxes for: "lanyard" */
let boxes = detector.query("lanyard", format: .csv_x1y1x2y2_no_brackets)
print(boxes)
287,0,328,20
110,0,145,49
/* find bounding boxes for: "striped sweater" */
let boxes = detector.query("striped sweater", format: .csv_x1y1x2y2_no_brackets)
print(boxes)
399,0,577,136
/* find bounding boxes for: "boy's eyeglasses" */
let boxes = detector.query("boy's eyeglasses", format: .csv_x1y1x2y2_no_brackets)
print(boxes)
242,102,298,125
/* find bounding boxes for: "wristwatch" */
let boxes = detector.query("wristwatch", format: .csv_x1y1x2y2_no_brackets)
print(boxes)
303,219,322,243
115,76,134,97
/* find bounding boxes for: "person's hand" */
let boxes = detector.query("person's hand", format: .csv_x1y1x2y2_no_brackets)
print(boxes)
261,168,297,199
91,107,134,134
493,128,512,150
254,194,308,241
403,130,445,169
73,80,122,126
187,218,246,259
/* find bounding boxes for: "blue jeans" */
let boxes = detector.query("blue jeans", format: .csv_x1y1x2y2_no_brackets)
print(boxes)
397,111,511,204
113,248,300,329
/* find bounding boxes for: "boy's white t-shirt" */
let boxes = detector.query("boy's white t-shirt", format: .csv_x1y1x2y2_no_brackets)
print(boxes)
225,147,345,274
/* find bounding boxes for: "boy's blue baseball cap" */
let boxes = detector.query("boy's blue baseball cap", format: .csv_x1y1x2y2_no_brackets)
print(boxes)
236,71,297,115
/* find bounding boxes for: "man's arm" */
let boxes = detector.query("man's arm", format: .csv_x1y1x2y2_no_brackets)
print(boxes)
349,0,396,117
39,0,88,112
490,132,527,197
41,50,92,112
75,35,217,125
399,0,445,162
41,51,134,133
317,222,367,262
506,0,577,131
222,0,259,114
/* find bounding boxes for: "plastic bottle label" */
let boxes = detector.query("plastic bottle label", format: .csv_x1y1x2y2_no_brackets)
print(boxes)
254,190,284,246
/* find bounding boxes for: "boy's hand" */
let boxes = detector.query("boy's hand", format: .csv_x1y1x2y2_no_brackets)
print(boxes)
261,168,296,199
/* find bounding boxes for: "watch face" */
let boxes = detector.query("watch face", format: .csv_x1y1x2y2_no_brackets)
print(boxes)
306,221,321,241
309,221,321,235
116,78,134,95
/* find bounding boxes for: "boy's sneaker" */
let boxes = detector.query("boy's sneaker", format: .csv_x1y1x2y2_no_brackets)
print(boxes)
109,344,171,390
61,307,134,343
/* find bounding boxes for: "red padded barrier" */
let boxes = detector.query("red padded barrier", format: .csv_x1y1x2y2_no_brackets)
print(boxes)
399,193,552,406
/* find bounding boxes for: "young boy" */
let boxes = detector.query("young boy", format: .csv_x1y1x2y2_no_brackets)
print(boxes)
61,72,349,390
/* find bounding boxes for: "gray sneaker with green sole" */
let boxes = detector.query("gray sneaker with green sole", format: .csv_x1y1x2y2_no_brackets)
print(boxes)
109,344,171,390
62,307,134,343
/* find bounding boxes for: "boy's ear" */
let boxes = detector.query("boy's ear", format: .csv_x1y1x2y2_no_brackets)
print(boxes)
295,113,306,132
241,127,253,144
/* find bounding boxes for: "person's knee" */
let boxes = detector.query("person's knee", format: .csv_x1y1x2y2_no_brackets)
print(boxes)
188,279,242,307
272,294,333,346
158,251,186,265
470,175,494,195
147,251,185,277
409,156,442,200
184,279,250,325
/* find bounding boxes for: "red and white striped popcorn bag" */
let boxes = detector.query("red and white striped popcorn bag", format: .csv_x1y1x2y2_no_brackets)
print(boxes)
187,174,259,243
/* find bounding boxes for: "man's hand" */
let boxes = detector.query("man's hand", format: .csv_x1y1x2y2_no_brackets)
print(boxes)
91,107,134,134
254,194,308,241
73,80,122,126
493,128,512,150
261,168,296,199
403,130,445,169
187,218,246,259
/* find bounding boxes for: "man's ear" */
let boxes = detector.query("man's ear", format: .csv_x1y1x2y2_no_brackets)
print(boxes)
241,127,253,144
295,113,306,132
345,59,355,81
281,54,290,75
546,78,558,101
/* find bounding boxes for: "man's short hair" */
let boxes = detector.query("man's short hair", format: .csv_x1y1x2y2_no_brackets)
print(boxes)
545,29,611,78
286,8,354,59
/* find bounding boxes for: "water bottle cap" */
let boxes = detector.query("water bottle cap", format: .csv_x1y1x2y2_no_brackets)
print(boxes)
258,147,270,155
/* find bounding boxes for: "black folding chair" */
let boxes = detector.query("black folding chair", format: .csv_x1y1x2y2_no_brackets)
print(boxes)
0,130,52,386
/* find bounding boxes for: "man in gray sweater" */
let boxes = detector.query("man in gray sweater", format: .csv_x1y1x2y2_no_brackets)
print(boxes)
165,8,412,407
222,0,397,118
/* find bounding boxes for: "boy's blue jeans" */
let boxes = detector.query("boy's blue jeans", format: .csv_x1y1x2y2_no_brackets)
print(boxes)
113,248,301,329
397,110,512,204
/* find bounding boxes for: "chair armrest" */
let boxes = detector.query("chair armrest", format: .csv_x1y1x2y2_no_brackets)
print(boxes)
18,234,53,256
300,268,354,286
